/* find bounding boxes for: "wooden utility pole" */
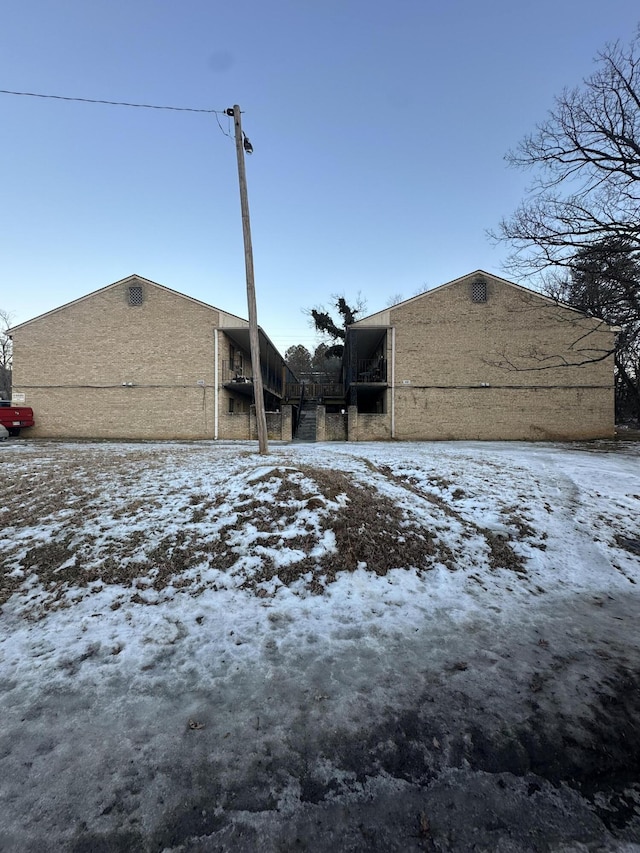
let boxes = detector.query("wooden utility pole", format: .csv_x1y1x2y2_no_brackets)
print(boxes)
227,104,268,454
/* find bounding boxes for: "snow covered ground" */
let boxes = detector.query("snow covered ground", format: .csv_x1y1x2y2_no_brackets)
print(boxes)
1,438,639,852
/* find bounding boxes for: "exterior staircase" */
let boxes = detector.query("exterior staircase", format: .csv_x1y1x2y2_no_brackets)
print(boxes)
294,406,317,442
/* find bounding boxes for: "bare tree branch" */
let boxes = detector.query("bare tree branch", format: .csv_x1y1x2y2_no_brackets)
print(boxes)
490,28,640,420
0,308,14,400
490,28,640,279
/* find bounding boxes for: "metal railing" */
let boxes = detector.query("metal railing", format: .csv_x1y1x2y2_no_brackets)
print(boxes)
294,382,306,434
284,381,344,400
354,358,387,383
222,360,283,396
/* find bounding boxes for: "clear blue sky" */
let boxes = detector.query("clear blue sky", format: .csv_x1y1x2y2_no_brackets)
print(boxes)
1,1,638,355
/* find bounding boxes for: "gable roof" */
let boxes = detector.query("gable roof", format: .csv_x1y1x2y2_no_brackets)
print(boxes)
7,274,250,333
350,269,615,329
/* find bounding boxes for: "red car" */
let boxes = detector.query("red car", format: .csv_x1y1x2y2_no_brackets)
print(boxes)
0,402,35,436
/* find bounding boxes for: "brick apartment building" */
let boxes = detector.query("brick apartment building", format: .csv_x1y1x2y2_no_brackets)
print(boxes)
341,270,617,441
9,270,617,441
8,275,294,440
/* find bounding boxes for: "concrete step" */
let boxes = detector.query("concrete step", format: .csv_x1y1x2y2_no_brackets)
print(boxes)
294,411,317,442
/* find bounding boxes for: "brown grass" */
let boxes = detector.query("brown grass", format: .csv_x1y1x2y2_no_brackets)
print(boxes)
0,448,534,612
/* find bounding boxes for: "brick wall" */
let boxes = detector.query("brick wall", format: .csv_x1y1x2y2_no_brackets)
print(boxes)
14,386,217,440
10,278,260,440
383,274,616,440
325,412,348,441
266,411,285,441
281,405,293,441
393,386,613,440
248,407,291,441
347,407,392,441
315,407,348,441
219,410,252,440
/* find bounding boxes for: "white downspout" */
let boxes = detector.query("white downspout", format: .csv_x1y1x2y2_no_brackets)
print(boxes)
214,328,219,440
391,326,396,439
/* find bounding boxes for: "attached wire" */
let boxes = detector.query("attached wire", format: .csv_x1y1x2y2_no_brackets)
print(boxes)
214,110,234,139
0,88,225,114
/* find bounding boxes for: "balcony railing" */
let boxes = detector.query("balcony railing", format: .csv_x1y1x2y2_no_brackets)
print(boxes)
354,358,387,383
222,360,283,396
284,382,344,401
223,361,253,383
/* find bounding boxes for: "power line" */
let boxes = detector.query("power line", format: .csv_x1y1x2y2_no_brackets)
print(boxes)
0,88,225,114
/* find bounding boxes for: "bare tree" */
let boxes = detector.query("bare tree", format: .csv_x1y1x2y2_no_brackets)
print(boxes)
0,309,13,400
385,292,404,307
491,28,640,422
493,27,640,277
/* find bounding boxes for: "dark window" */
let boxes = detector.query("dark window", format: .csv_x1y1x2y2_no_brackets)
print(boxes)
128,285,143,306
471,280,487,303
228,398,235,414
